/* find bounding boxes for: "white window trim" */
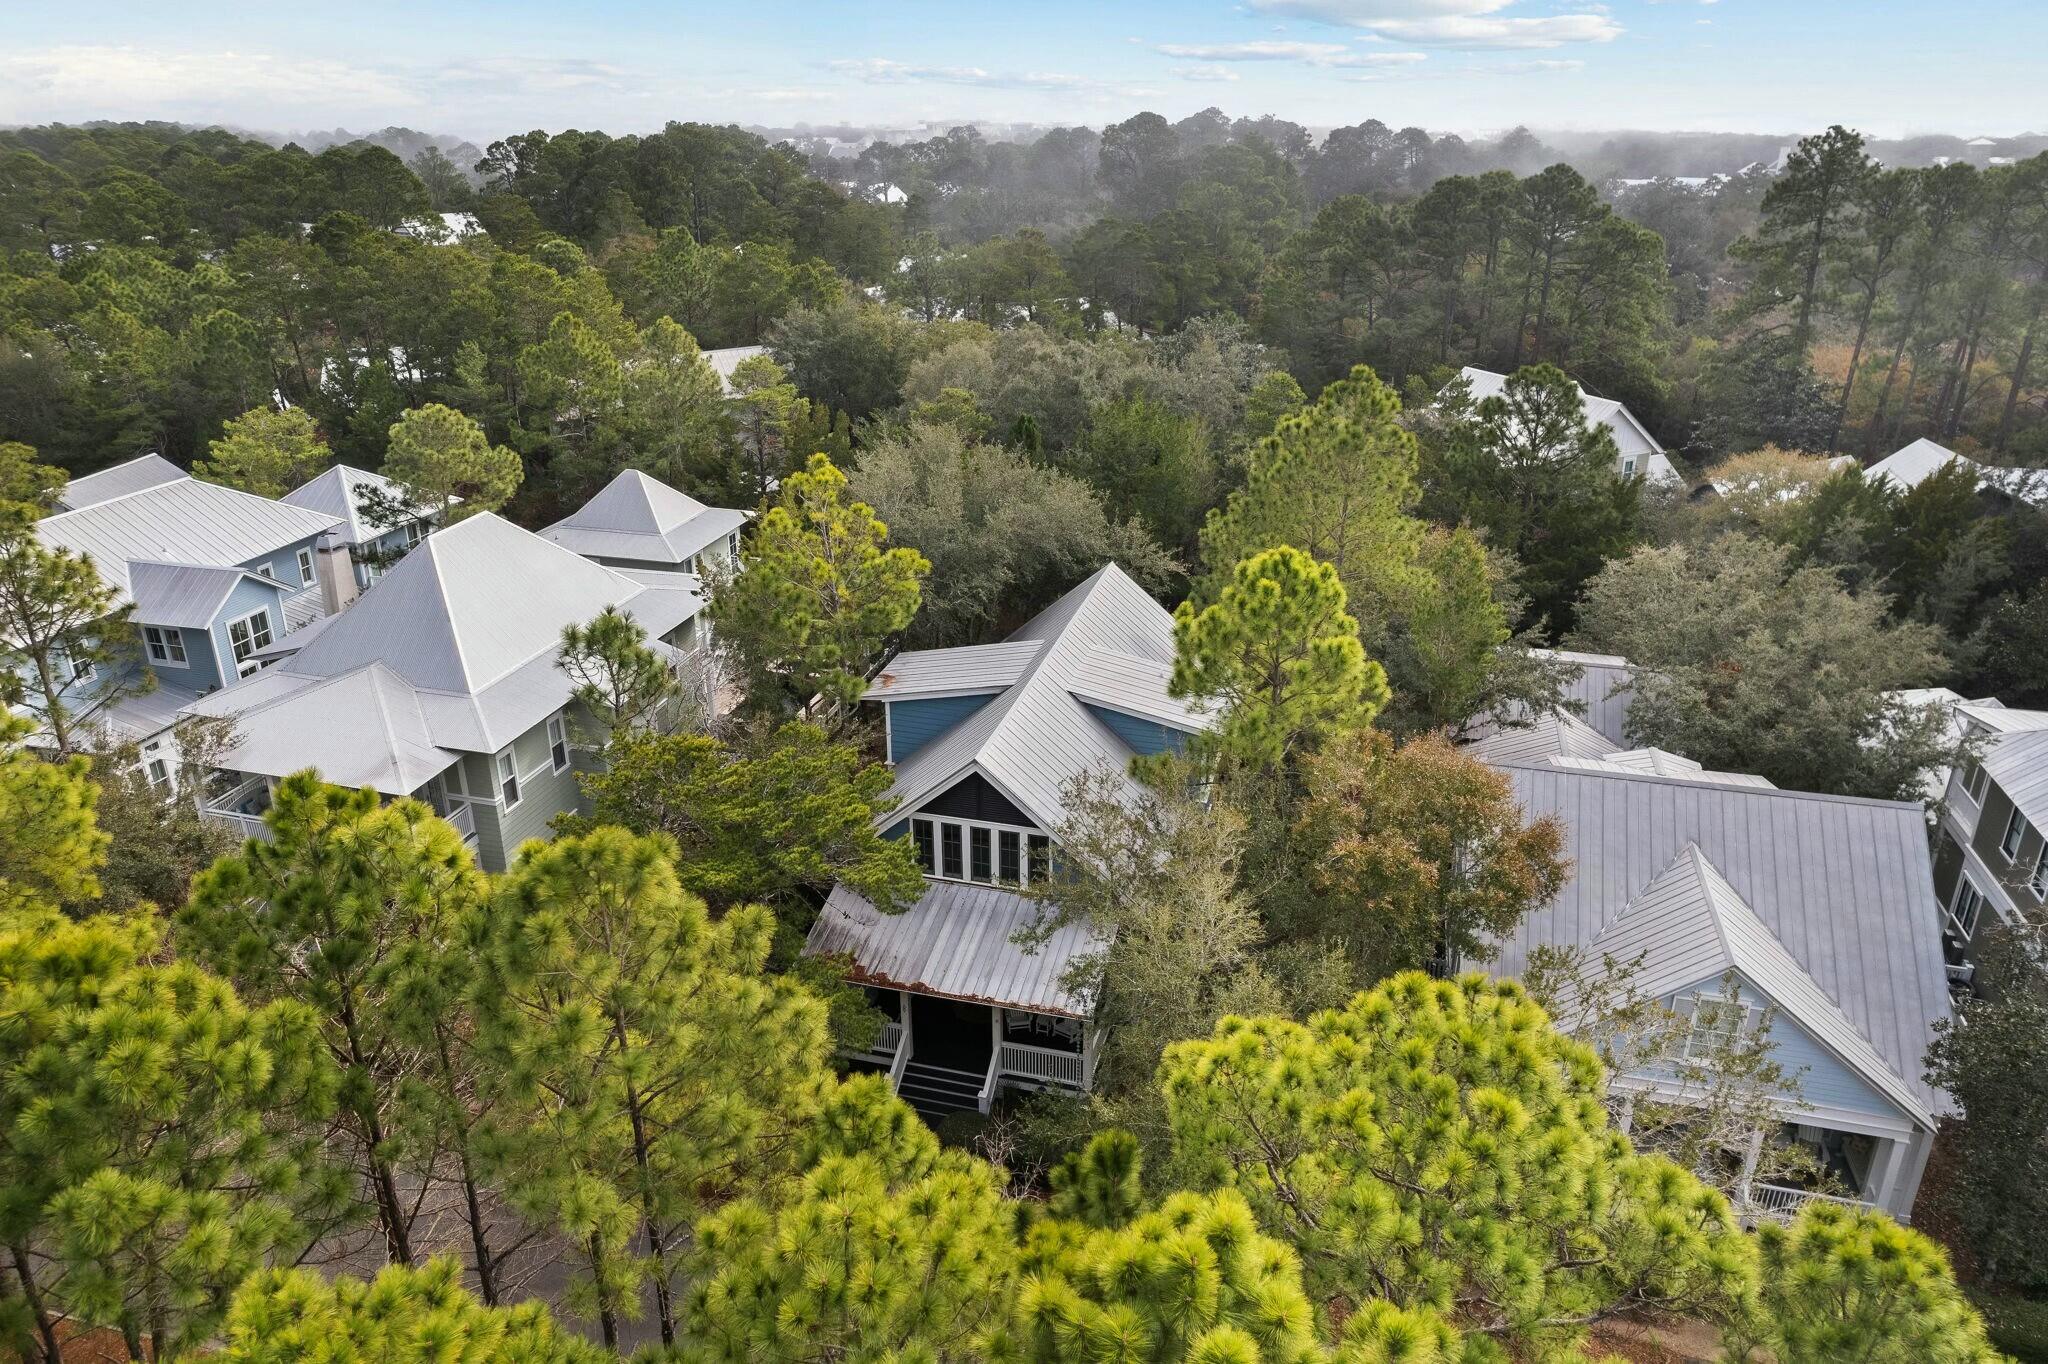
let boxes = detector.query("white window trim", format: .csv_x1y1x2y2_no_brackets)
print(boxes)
142,625,189,669
1947,875,1985,943
495,748,522,810
547,714,570,774
2031,845,2048,901
2000,808,2029,862
910,813,1049,888
225,607,275,678
296,546,316,586
1679,992,1756,1061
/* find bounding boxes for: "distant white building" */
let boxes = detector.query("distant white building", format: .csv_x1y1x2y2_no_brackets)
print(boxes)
1866,437,2046,507
1457,367,1680,484
701,344,769,395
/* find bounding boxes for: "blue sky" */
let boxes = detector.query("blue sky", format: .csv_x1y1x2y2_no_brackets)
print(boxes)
3,1,2042,143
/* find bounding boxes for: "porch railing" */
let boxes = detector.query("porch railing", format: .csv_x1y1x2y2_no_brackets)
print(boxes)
886,1041,912,1093
200,776,274,843
1743,1183,1875,1222
441,799,478,845
996,1039,1085,1089
875,1020,904,1055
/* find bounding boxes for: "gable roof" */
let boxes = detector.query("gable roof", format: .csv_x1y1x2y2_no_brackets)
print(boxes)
539,469,749,567
1869,438,2048,506
56,454,187,511
1535,648,1639,746
38,474,343,603
1463,707,1621,766
876,564,1212,835
1552,747,1776,788
200,662,458,793
702,344,767,392
1491,762,1951,1121
1578,843,1937,1128
1981,728,2048,830
1457,367,1675,480
280,465,434,545
869,639,1045,702
128,561,285,629
184,513,706,777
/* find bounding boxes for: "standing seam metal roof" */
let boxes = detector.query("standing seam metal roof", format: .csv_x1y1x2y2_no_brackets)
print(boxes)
54,454,186,511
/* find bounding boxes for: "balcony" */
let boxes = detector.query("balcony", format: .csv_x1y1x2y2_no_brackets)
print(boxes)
199,773,274,843
1742,1182,1877,1224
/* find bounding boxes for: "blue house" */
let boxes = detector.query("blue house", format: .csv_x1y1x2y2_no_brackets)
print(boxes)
804,564,1211,1120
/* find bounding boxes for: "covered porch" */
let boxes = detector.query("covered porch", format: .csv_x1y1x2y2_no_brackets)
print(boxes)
197,764,480,851
808,880,1110,1121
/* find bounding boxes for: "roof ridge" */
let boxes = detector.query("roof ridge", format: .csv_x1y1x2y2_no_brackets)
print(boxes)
1494,759,1922,812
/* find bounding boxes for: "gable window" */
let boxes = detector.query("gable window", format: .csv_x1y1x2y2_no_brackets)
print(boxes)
2001,808,2030,861
296,547,316,586
495,748,521,809
547,714,570,773
1948,876,1985,943
1621,456,1638,476
226,609,273,678
1962,761,1991,803
1680,993,1755,1061
145,756,170,788
142,626,187,667
911,814,1049,887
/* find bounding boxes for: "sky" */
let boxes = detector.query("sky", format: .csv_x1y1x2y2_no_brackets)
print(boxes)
2,1,2043,145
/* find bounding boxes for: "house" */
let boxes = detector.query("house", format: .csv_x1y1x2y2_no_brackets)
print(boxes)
1460,647,1639,758
1930,701,2048,989
180,512,708,871
1457,367,1680,484
1867,437,2047,507
802,563,1212,1120
279,464,452,588
702,344,769,394
539,469,749,575
1487,760,1953,1223
24,455,355,785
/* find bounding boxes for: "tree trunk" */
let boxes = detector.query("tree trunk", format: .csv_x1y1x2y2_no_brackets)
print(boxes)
589,1233,619,1350
435,1029,499,1305
335,995,413,1266
1946,309,1991,440
611,1013,675,1345
1867,281,1934,455
10,1246,61,1364
1827,288,1880,453
30,652,69,756
1995,317,2038,453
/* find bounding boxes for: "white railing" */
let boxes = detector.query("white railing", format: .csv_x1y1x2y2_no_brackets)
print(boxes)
977,1049,1002,1115
442,799,478,844
997,1040,1086,1089
875,1020,903,1055
886,1042,912,1093
200,776,274,842
1744,1183,1875,1222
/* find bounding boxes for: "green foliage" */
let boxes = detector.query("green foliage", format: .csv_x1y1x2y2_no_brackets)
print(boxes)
1752,1202,2004,1363
193,405,331,499
383,402,524,520
557,604,679,736
848,420,1176,648
1172,546,1387,772
1572,534,1954,798
0,502,133,754
1075,397,1217,552
219,1259,610,1364
708,453,930,727
1418,364,1641,634
563,720,925,914
0,712,107,913
0,443,66,509
1159,972,1758,1352
473,827,833,1347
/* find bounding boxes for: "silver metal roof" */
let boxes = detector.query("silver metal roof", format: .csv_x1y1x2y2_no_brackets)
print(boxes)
199,663,459,793
539,469,748,567
1457,367,1677,481
878,563,1212,836
280,464,438,545
1532,648,1638,746
867,639,1046,701
55,454,185,511
127,560,283,629
1492,763,1951,1120
1463,708,1620,766
1574,843,1937,1128
1552,748,1777,788
38,474,343,603
702,344,768,393
1982,728,2048,830
806,881,1106,1016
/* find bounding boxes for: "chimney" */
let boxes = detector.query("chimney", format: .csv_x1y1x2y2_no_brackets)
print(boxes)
315,530,359,615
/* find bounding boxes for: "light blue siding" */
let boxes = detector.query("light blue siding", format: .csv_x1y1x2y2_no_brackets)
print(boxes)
886,694,998,763
1083,702,1192,759
204,576,292,689
239,533,326,591
1640,971,1899,1120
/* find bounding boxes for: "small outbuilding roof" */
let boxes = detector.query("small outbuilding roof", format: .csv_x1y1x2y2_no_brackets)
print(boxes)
808,881,1107,1017
540,469,749,568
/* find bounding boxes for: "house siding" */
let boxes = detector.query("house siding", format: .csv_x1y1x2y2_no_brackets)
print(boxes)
206,576,292,687
1647,971,1900,1121
887,694,998,763
466,713,584,871
918,772,1035,828
239,532,327,590
1082,702,1191,758
138,619,228,694
1970,782,2046,908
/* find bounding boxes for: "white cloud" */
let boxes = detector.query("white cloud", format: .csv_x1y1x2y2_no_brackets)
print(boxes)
1486,58,1587,72
1155,40,1427,67
1173,64,1243,82
825,57,1117,92
1246,0,1621,49
0,44,420,109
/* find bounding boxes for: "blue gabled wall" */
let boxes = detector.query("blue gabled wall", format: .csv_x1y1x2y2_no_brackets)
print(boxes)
1633,970,1901,1120
205,575,292,686
885,693,999,763
1083,702,1192,759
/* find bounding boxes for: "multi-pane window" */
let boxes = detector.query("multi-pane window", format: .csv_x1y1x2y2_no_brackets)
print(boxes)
146,757,170,787
2001,808,2030,861
1680,994,1754,1060
142,625,187,666
496,749,521,808
226,610,273,678
405,519,427,547
910,814,1050,887
548,714,570,772
1949,877,1985,943
296,547,316,585
2032,845,2048,900
1962,761,1991,803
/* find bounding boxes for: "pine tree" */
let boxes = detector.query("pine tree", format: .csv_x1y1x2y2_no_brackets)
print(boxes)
473,827,833,1348
0,908,350,1363
556,604,679,737
1171,546,1388,773
1158,971,1758,1354
383,403,524,522
707,453,929,729
193,406,332,499
218,1258,611,1364
0,712,108,913
0,504,133,755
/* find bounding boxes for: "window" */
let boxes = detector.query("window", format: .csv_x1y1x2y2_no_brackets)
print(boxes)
548,714,570,773
142,625,188,667
146,756,170,788
495,749,521,809
1681,994,1754,1060
296,547,316,586
2001,808,2029,861
2032,845,2048,900
405,519,427,547
226,609,273,678
1948,877,1985,943
727,532,741,559
911,814,1047,887
443,761,466,798
1622,456,1638,476
258,561,276,581
1962,761,1991,803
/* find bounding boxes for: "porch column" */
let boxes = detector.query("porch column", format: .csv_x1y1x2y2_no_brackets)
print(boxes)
899,991,914,1058
1614,1092,1636,1136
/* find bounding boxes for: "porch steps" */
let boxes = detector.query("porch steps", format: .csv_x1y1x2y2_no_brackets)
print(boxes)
896,1060,985,1122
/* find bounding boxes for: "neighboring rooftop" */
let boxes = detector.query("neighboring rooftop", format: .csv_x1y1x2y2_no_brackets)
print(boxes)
539,469,749,569
127,561,289,630
1867,438,2047,506
54,453,186,511
281,464,441,545
1457,367,1678,483
1981,728,2048,831
702,344,768,392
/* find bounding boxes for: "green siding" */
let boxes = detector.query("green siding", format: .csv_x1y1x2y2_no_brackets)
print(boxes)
458,713,585,871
